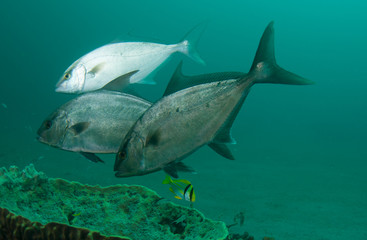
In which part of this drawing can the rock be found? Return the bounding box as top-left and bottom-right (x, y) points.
(0, 207), (129, 240)
(0, 164), (228, 240)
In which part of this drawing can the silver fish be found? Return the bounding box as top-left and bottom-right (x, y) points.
(37, 91), (151, 162)
(56, 25), (205, 94)
(114, 22), (314, 177)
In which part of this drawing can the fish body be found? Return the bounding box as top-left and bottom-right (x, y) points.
(37, 91), (151, 154)
(115, 73), (251, 176)
(114, 22), (313, 177)
(56, 25), (205, 94)
(162, 175), (196, 202)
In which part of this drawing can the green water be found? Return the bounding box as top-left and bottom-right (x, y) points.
(0, 0), (366, 239)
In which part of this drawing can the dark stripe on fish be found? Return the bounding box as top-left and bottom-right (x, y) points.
(183, 184), (194, 202)
(189, 187), (194, 202)
(183, 184), (191, 196)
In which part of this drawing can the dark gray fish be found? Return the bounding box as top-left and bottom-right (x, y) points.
(165, 62), (248, 161)
(114, 22), (313, 178)
(37, 91), (151, 162)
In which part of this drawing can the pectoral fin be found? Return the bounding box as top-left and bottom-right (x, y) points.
(80, 152), (104, 163)
(70, 122), (90, 136)
(87, 63), (106, 78)
(146, 128), (162, 147)
(102, 70), (139, 91)
(208, 142), (235, 160)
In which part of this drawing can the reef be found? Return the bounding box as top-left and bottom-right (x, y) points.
(0, 164), (228, 240)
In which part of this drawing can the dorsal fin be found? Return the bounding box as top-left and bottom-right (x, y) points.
(164, 61), (246, 96)
(163, 61), (186, 96)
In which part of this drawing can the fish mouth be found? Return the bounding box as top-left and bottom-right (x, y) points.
(55, 76), (65, 88)
(55, 86), (62, 92)
(36, 135), (52, 146)
(36, 135), (47, 144)
(55, 84), (66, 93)
(55, 77), (70, 93)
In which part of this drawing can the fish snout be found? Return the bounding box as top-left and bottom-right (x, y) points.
(36, 135), (45, 143)
(55, 82), (74, 93)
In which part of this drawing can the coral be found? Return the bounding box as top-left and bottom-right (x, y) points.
(0, 165), (228, 240)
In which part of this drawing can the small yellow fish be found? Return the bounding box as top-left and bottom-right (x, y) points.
(162, 175), (196, 202)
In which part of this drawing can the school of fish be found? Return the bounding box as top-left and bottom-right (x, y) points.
(37, 22), (313, 202)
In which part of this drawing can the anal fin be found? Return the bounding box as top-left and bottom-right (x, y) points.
(212, 126), (237, 145)
(208, 142), (235, 160)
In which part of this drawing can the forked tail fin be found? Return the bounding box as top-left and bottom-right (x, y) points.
(177, 22), (207, 65)
(250, 21), (314, 85)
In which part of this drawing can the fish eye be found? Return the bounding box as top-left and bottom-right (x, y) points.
(118, 151), (126, 160)
(44, 120), (52, 129)
(64, 73), (71, 80)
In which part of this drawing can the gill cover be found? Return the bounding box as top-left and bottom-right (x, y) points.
(114, 131), (146, 177)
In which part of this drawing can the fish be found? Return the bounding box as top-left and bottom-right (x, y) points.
(114, 21), (314, 178)
(163, 62), (249, 160)
(163, 61), (246, 97)
(162, 175), (196, 203)
(37, 90), (151, 163)
(1, 103), (7, 109)
(55, 24), (205, 94)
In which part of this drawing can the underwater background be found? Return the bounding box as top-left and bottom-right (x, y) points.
(0, 0), (366, 239)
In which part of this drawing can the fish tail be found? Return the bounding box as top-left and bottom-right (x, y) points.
(249, 21), (314, 85)
(177, 22), (207, 65)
